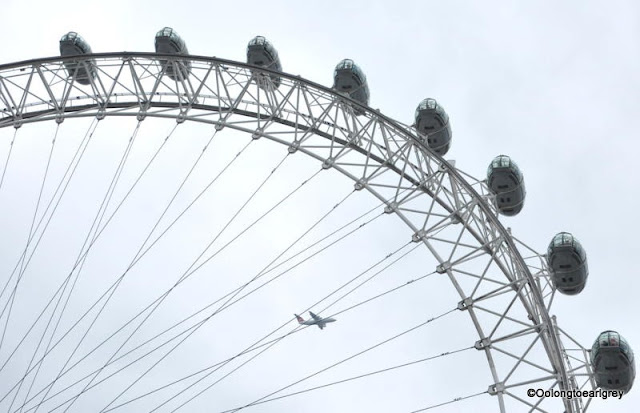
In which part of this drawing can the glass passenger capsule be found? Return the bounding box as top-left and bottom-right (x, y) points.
(154, 27), (191, 81)
(486, 155), (526, 216)
(414, 98), (452, 155)
(247, 36), (282, 90)
(591, 331), (635, 393)
(332, 59), (370, 116)
(59, 32), (96, 86)
(547, 232), (588, 295)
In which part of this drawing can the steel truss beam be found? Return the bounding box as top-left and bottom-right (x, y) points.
(0, 53), (594, 412)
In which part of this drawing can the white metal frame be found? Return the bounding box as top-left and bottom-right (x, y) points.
(0, 53), (596, 412)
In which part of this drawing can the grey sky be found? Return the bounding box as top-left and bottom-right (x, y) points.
(0, 0), (638, 412)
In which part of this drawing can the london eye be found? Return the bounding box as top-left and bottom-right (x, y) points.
(0, 3), (638, 412)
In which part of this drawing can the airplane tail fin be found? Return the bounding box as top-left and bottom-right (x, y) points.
(295, 314), (304, 323)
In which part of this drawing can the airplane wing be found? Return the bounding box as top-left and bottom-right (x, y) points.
(309, 311), (322, 321)
(318, 323), (325, 330)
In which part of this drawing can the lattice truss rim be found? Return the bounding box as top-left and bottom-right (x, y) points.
(0, 53), (596, 412)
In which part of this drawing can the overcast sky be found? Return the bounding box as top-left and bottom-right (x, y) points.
(0, 1), (639, 412)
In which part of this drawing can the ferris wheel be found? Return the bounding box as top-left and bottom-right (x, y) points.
(0, 28), (634, 412)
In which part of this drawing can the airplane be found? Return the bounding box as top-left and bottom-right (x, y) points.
(294, 311), (336, 330)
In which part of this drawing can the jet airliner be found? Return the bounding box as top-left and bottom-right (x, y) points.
(295, 311), (336, 330)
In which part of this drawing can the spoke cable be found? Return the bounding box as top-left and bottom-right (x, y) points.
(317, 242), (422, 314)
(0, 127), (18, 195)
(0, 119), (99, 378)
(409, 390), (488, 412)
(10, 134), (256, 410)
(218, 346), (474, 412)
(0, 121), (84, 321)
(2, 120), (62, 410)
(328, 270), (436, 320)
(154, 239), (420, 412)
(4, 124), (85, 412)
(97, 154), (325, 412)
(21, 223), (433, 413)
(0, 119), (97, 316)
(0, 119), (136, 408)
(21, 122), (185, 412)
(106, 266), (438, 412)
(23, 121), (144, 413)
(17, 124), (74, 411)
(0, 119), (173, 390)
(27, 209), (385, 413)
(153, 194), (451, 412)
(222, 308), (458, 413)
(0, 123), (60, 355)
(123, 189), (430, 411)
(19, 186), (367, 411)
(59, 150), (292, 412)
(32, 124), (222, 412)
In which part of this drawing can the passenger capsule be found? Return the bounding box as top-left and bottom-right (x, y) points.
(154, 27), (191, 81)
(59, 32), (96, 85)
(332, 59), (370, 115)
(591, 331), (635, 393)
(247, 36), (282, 90)
(486, 155), (526, 216)
(414, 98), (452, 155)
(547, 232), (588, 295)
